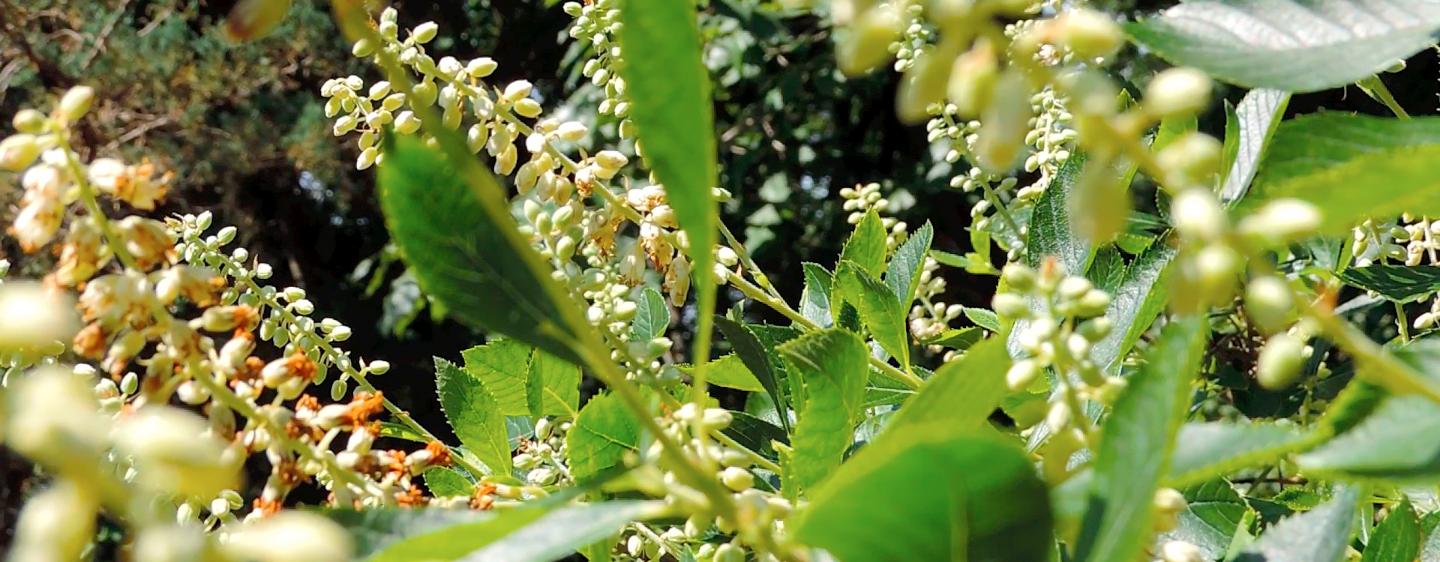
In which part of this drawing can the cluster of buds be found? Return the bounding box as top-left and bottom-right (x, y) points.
(839, 183), (907, 243)
(611, 403), (794, 562)
(563, 0), (639, 142)
(1152, 488), (1205, 562)
(512, 417), (576, 491)
(994, 259), (1118, 446)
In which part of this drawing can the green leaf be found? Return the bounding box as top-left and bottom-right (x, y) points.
(379, 134), (585, 366)
(1091, 239), (1179, 373)
(1088, 245), (1127, 294)
(1125, 0), (1440, 92)
(884, 222), (934, 310)
(835, 260), (910, 371)
(721, 411), (789, 457)
(794, 432), (1053, 562)
(778, 329), (869, 492)
(1027, 151), (1094, 272)
(1075, 316), (1208, 562)
(436, 357), (512, 476)
(965, 307), (1002, 332)
(1220, 89), (1291, 205)
(1242, 114), (1440, 232)
(377, 421), (429, 443)
(1166, 423), (1323, 488)
(340, 501), (654, 562)
(566, 393), (641, 484)
(629, 287), (670, 343)
(862, 338), (1011, 458)
(715, 316), (791, 434)
(533, 348), (581, 418)
(1155, 113), (1198, 153)
(618, 0), (717, 317)
(462, 340), (534, 418)
(1298, 394), (1440, 483)
(920, 327), (984, 351)
(1362, 499), (1421, 562)
(838, 209), (888, 277)
(424, 467), (476, 498)
(799, 263), (835, 328)
(1160, 480), (1249, 562)
(1340, 265), (1440, 304)
(689, 354), (764, 392)
(459, 501), (656, 562)
(863, 365), (917, 409)
(1234, 487), (1361, 562)
(323, 509), (496, 561)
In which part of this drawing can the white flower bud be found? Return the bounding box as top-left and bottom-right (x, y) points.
(717, 246), (740, 267)
(1161, 540), (1204, 562)
(992, 293), (1031, 318)
(12, 480), (98, 562)
(1153, 487), (1188, 515)
(1144, 68), (1212, 119)
(438, 56), (464, 79)
(720, 467), (755, 491)
(514, 98), (543, 118)
(223, 511), (354, 562)
(1237, 198), (1323, 247)
(1054, 9), (1125, 60)
(395, 110), (421, 134)
(114, 406), (240, 498)
(503, 80), (534, 103)
(1245, 276), (1294, 336)
(595, 150), (628, 170)
(412, 21), (439, 43)
(1171, 188), (1226, 242)
(1257, 333), (1307, 390)
(0, 281), (77, 352)
(1006, 359), (1042, 391)
(556, 121), (588, 141)
(0, 134), (41, 171)
(468, 57), (499, 77)
(58, 85), (96, 122)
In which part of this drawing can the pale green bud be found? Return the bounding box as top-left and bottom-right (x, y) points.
(1053, 9), (1125, 61)
(1001, 263), (1036, 292)
(0, 134), (40, 171)
(896, 37), (963, 125)
(1257, 333), (1306, 390)
(720, 466), (755, 491)
(836, 4), (902, 77)
(12, 109), (47, 134)
(946, 39), (999, 118)
(1237, 198), (1322, 247)
(1143, 68), (1212, 119)
(992, 293), (1031, 318)
(1006, 359), (1042, 391)
(352, 38), (376, 57)
(223, 511), (354, 562)
(974, 69), (1034, 173)
(1245, 276), (1294, 336)
(1171, 188), (1226, 242)
(1156, 132), (1223, 188)
(412, 22), (439, 44)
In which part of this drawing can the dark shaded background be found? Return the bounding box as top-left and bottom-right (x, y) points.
(1, 0), (1438, 555)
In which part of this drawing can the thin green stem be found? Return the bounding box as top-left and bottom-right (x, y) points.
(55, 132), (139, 271)
(710, 429), (783, 474)
(1358, 76), (1409, 119)
(1396, 301), (1411, 343)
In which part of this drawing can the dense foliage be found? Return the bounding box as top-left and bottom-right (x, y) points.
(5, 0), (1440, 561)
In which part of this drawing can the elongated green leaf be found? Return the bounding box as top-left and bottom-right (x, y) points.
(835, 260), (910, 370)
(1159, 480), (1249, 562)
(1243, 114), (1440, 232)
(721, 411), (789, 457)
(965, 307), (1001, 332)
(779, 329), (869, 492)
(1298, 394), (1440, 483)
(1028, 151), (1094, 272)
(838, 209), (888, 277)
(1234, 487), (1361, 562)
(436, 358), (512, 476)
(794, 432), (1053, 562)
(459, 501), (656, 562)
(1220, 89), (1291, 205)
(425, 467), (477, 498)
(533, 348), (580, 418)
(864, 338), (1011, 458)
(1126, 0), (1440, 92)
(1363, 499), (1421, 562)
(1075, 316), (1208, 562)
(1167, 423), (1322, 488)
(379, 134), (584, 366)
(323, 509), (497, 561)
(688, 354), (764, 392)
(1340, 265), (1440, 304)
(921, 327), (983, 351)
(1092, 239), (1179, 373)
(799, 263), (835, 328)
(618, 0), (716, 315)
(629, 287), (670, 343)
(462, 340), (533, 418)
(1088, 246), (1127, 294)
(884, 222), (934, 310)
(863, 364), (916, 408)
(377, 421), (429, 443)
(715, 316), (790, 434)
(566, 393), (641, 484)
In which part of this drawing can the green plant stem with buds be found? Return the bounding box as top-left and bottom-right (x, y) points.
(342, 17), (741, 522)
(56, 132), (140, 271)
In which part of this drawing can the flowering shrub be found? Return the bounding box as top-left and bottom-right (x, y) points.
(5, 0), (1440, 561)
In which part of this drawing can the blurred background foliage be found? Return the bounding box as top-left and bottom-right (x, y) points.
(2, 0), (1440, 550)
